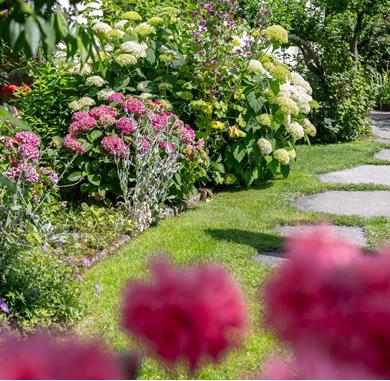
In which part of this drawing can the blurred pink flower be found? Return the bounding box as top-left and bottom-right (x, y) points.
(0, 333), (126, 379)
(121, 98), (146, 114)
(101, 135), (129, 158)
(63, 134), (84, 153)
(108, 92), (125, 103)
(116, 117), (137, 135)
(122, 258), (247, 372)
(15, 131), (40, 147)
(264, 225), (390, 378)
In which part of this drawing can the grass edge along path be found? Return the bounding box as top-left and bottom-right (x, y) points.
(77, 140), (390, 379)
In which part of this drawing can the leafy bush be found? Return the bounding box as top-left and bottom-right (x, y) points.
(13, 64), (86, 144)
(370, 70), (390, 111)
(310, 68), (375, 142)
(46, 1), (317, 189)
(0, 116), (82, 328)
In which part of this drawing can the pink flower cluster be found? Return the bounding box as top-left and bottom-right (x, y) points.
(1, 130), (58, 186)
(122, 258), (247, 371)
(150, 112), (170, 132)
(0, 332), (137, 379)
(101, 135), (129, 158)
(116, 117), (137, 135)
(108, 92), (125, 103)
(264, 225), (390, 379)
(69, 112), (96, 133)
(5, 163), (39, 184)
(15, 131), (40, 147)
(63, 134), (84, 153)
(121, 97), (146, 114)
(40, 167), (59, 184)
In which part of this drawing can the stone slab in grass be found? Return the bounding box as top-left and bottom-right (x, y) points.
(295, 191), (390, 218)
(255, 252), (287, 267)
(277, 225), (367, 247)
(320, 165), (390, 186)
(375, 149), (390, 162)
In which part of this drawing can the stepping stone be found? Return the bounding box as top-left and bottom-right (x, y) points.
(277, 225), (367, 247)
(375, 149), (390, 162)
(320, 165), (390, 186)
(255, 252), (287, 267)
(295, 191), (390, 218)
(371, 112), (390, 143)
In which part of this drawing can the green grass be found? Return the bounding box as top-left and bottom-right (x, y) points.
(77, 140), (390, 379)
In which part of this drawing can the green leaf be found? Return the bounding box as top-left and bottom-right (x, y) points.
(87, 174), (101, 186)
(0, 106), (29, 130)
(247, 91), (263, 113)
(281, 164), (291, 178)
(146, 48), (156, 64)
(67, 171), (82, 182)
(0, 174), (16, 192)
(136, 68), (147, 79)
(232, 144), (246, 163)
(270, 80), (280, 95)
(25, 16), (41, 56)
(9, 20), (23, 48)
(89, 129), (103, 142)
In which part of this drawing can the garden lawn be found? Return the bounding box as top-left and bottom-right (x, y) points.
(78, 140), (390, 379)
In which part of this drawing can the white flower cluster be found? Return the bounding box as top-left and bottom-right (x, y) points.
(92, 22), (112, 34)
(291, 72), (312, 95)
(248, 59), (265, 74)
(68, 97), (95, 111)
(279, 76), (313, 115)
(121, 41), (148, 58)
(115, 20), (129, 31)
(257, 138), (273, 155)
(86, 76), (105, 87)
(69, 63), (92, 76)
(287, 122), (305, 141)
(97, 88), (115, 100)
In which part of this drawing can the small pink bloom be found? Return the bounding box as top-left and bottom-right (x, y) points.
(138, 137), (151, 154)
(15, 131), (40, 147)
(40, 167), (59, 184)
(108, 92), (125, 103)
(101, 135), (129, 158)
(179, 125), (196, 144)
(18, 144), (40, 162)
(99, 114), (116, 127)
(63, 134), (84, 153)
(116, 117), (137, 135)
(90, 105), (117, 120)
(196, 138), (205, 150)
(121, 98), (146, 114)
(159, 141), (175, 154)
(150, 112), (169, 132)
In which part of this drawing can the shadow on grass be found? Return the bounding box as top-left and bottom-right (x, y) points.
(214, 180), (275, 194)
(205, 228), (283, 252)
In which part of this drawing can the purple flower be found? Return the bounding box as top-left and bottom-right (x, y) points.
(81, 257), (91, 267)
(42, 244), (50, 253)
(76, 274), (84, 282)
(0, 298), (9, 314)
(95, 284), (103, 292)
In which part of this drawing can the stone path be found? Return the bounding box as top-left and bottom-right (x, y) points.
(277, 225), (368, 247)
(257, 112), (390, 267)
(320, 165), (390, 186)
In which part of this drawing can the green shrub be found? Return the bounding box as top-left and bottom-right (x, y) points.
(0, 246), (81, 330)
(310, 68), (376, 142)
(13, 64), (86, 144)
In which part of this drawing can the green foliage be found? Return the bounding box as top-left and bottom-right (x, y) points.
(0, 0), (94, 61)
(0, 246), (81, 330)
(13, 63), (86, 144)
(370, 71), (390, 110)
(249, 0), (389, 141)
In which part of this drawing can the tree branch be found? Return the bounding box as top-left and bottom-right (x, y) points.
(350, 12), (365, 68)
(289, 34), (324, 77)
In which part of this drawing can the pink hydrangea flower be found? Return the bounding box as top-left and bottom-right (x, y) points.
(0, 333), (127, 379)
(5, 164), (39, 184)
(101, 135), (129, 158)
(90, 105), (117, 120)
(196, 138), (205, 151)
(179, 125), (196, 144)
(68, 115), (96, 133)
(138, 137), (151, 154)
(121, 97), (146, 114)
(108, 92), (125, 103)
(122, 258), (247, 372)
(63, 134), (84, 153)
(116, 117), (137, 135)
(18, 144), (40, 162)
(264, 225), (390, 378)
(150, 112), (169, 132)
(159, 141), (175, 154)
(15, 131), (40, 147)
(40, 167), (59, 184)
(0, 136), (16, 150)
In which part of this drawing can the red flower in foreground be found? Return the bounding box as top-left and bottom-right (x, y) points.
(264, 225), (390, 378)
(0, 333), (128, 379)
(122, 258), (247, 372)
(1, 84), (18, 93)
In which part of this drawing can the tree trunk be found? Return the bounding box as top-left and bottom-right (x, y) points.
(350, 12), (364, 68)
